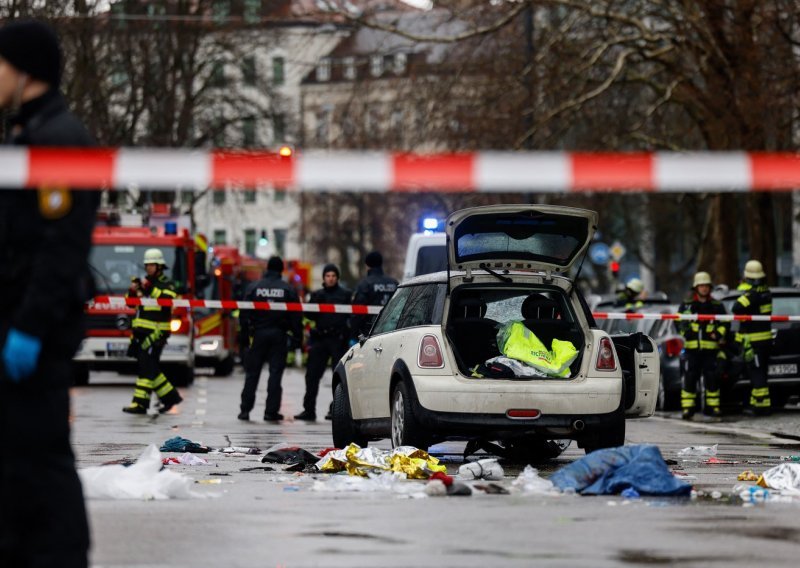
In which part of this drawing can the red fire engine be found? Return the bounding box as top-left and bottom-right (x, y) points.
(72, 223), (207, 386)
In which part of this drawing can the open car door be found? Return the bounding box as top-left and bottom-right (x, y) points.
(610, 333), (659, 417)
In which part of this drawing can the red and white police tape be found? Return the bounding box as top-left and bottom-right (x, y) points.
(91, 296), (799, 321)
(6, 148), (800, 192)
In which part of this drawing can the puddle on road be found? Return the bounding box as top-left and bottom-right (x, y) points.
(617, 549), (733, 565)
(300, 531), (405, 545)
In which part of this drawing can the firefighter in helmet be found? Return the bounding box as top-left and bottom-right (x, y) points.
(677, 271), (727, 420)
(732, 260), (773, 415)
(123, 248), (183, 414)
(615, 277), (645, 310)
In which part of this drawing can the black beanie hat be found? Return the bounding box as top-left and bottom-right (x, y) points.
(365, 251), (383, 268)
(322, 263), (340, 278)
(0, 20), (62, 87)
(267, 256), (284, 273)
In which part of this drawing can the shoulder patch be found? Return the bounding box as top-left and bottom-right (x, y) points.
(37, 187), (72, 219)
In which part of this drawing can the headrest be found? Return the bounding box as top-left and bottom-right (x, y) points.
(521, 293), (560, 320)
(456, 294), (486, 318)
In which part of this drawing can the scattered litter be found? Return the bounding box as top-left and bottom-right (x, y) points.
(705, 457), (738, 465)
(285, 462), (318, 473)
(710, 491), (722, 499)
(196, 479), (222, 485)
(737, 470), (760, 482)
(425, 480), (448, 497)
(318, 448), (338, 457)
(239, 466), (275, 472)
(80, 445), (202, 500)
(261, 444), (319, 466)
(312, 471), (427, 497)
(757, 463), (800, 495)
(621, 487), (640, 499)
(735, 484), (771, 503)
(446, 482), (473, 496)
(473, 483), (510, 495)
(316, 444), (446, 478)
(160, 436), (211, 453)
(457, 458), (504, 481)
(780, 455), (800, 462)
(511, 465), (556, 495)
(429, 471), (454, 487)
(550, 445), (693, 496)
(677, 444), (718, 458)
(162, 453), (210, 466)
(215, 446), (261, 455)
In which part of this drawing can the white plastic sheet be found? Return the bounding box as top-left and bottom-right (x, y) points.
(677, 444), (718, 458)
(759, 463), (800, 495)
(512, 465), (556, 495)
(311, 471), (427, 497)
(457, 458), (504, 481)
(79, 444), (203, 500)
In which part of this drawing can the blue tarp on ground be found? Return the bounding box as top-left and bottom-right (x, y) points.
(550, 445), (692, 496)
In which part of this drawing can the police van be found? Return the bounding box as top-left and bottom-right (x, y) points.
(402, 232), (446, 282)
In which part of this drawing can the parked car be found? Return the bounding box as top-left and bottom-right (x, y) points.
(594, 301), (683, 411)
(331, 205), (659, 461)
(720, 287), (800, 408)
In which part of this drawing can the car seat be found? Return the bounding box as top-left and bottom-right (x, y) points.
(520, 293), (576, 347)
(448, 292), (499, 370)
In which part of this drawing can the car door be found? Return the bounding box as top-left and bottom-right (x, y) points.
(628, 334), (659, 417)
(345, 286), (412, 419)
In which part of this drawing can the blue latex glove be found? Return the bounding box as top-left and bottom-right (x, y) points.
(2, 328), (42, 382)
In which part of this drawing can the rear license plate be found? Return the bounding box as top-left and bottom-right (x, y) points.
(106, 342), (129, 358)
(768, 363), (797, 376)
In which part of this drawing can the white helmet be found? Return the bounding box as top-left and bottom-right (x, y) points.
(692, 271), (712, 288)
(625, 277), (644, 294)
(143, 248), (167, 267)
(743, 259), (765, 280)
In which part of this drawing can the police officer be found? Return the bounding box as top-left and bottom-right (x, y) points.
(732, 259), (773, 415)
(350, 251), (399, 337)
(123, 248), (183, 414)
(295, 264), (351, 421)
(677, 272), (727, 421)
(238, 256), (302, 421)
(614, 277), (644, 310)
(0, 20), (95, 567)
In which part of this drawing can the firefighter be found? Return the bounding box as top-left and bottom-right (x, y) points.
(238, 256), (302, 421)
(349, 251), (399, 338)
(615, 277), (645, 310)
(677, 272), (727, 421)
(732, 260), (773, 415)
(0, 20), (95, 567)
(123, 248), (183, 414)
(295, 264), (351, 421)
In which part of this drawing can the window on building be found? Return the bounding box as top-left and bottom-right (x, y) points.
(273, 228), (287, 257)
(213, 0), (230, 25)
(394, 52), (407, 75)
(211, 61), (226, 88)
(370, 55), (384, 77)
(242, 116), (256, 147)
(242, 56), (256, 86)
(316, 58), (331, 82)
(244, 228), (256, 256)
(272, 113), (285, 143)
(272, 56), (285, 85)
(244, 190), (256, 203)
(213, 189), (226, 205)
(213, 229), (227, 245)
(243, 0), (261, 23)
(343, 56), (356, 80)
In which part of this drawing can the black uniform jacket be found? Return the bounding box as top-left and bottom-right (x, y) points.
(0, 89), (99, 375)
(308, 283), (351, 335)
(350, 267), (398, 334)
(241, 270), (302, 337)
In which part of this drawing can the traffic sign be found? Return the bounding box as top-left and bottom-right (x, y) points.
(588, 242), (610, 265)
(610, 241), (626, 261)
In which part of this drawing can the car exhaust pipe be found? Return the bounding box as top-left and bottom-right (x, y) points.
(572, 419), (585, 431)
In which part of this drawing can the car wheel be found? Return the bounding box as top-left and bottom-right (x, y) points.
(583, 413), (625, 454)
(213, 356), (235, 377)
(391, 382), (428, 451)
(71, 362), (90, 386)
(332, 383), (367, 448)
(657, 375), (679, 411)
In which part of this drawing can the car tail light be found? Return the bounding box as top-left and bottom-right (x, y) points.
(596, 337), (617, 371)
(663, 337), (684, 358)
(418, 334), (444, 368)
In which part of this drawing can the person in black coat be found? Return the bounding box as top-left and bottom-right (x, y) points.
(350, 251), (398, 337)
(238, 256), (302, 421)
(0, 20), (96, 568)
(295, 263), (351, 421)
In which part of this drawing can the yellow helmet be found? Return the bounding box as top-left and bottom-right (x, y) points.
(625, 277), (644, 294)
(743, 259), (765, 280)
(692, 271), (712, 287)
(143, 248), (167, 267)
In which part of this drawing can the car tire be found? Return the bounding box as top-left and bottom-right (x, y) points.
(71, 362), (90, 386)
(583, 413), (625, 454)
(213, 356), (234, 377)
(332, 383), (367, 448)
(657, 376), (679, 411)
(391, 382), (428, 451)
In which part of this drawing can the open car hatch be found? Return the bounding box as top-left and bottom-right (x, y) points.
(446, 205), (598, 274)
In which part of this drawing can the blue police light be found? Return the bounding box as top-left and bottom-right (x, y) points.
(422, 217), (439, 231)
(164, 221), (177, 235)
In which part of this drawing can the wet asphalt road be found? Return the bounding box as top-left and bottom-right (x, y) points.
(71, 366), (800, 568)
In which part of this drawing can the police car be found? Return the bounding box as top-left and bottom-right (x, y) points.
(331, 204), (659, 460)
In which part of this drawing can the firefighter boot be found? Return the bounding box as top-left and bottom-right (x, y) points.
(122, 404), (147, 414)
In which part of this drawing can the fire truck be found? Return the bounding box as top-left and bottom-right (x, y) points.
(72, 222), (208, 386)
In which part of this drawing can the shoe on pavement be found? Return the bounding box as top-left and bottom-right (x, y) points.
(681, 410), (695, 421)
(122, 404), (147, 414)
(238, 411), (250, 421)
(294, 410), (316, 421)
(263, 413), (284, 421)
(159, 394), (184, 414)
(743, 406), (771, 417)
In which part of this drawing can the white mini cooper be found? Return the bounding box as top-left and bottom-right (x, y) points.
(332, 205), (659, 459)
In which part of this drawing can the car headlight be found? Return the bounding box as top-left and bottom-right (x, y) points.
(170, 319), (182, 333)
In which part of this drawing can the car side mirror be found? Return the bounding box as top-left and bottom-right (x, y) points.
(358, 334), (367, 346)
